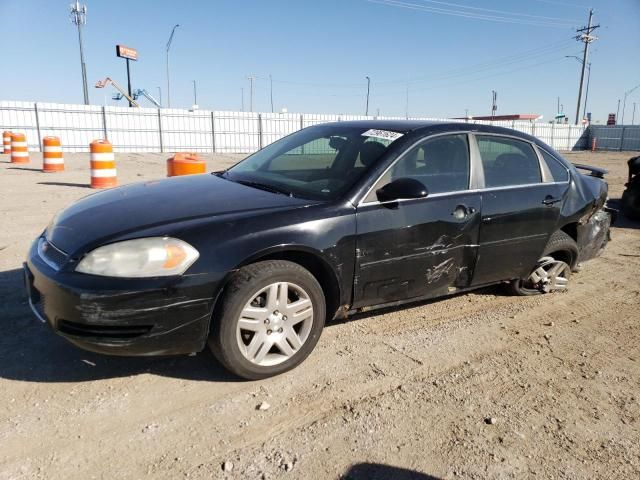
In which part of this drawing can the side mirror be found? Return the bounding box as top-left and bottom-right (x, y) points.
(376, 177), (428, 202)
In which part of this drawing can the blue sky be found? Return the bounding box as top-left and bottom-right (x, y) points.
(1, 0), (639, 123)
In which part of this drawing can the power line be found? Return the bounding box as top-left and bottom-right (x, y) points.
(531, 0), (588, 10)
(267, 38), (573, 94)
(376, 38), (574, 86)
(276, 55), (569, 100)
(415, 0), (582, 23)
(367, 0), (578, 28)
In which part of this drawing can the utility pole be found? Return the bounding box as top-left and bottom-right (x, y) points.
(365, 76), (371, 116)
(166, 24), (180, 108)
(557, 96), (560, 115)
(574, 9), (599, 125)
(269, 74), (274, 113)
(247, 75), (256, 112)
(70, 1), (89, 105)
(405, 79), (409, 119)
(617, 99), (621, 121)
(632, 102), (637, 125)
(192, 80), (197, 107)
(491, 90), (497, 119)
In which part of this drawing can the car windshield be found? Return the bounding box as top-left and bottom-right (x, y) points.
(222, 125), (403, 200)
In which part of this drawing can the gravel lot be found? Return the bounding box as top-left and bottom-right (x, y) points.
(1, 150), (638, 480)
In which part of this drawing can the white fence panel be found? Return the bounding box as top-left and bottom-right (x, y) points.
(0, 100), (588, 154)
(213, 111), (260, 153)
(106, 106), (161, 153)
(261, 113), (301, 148)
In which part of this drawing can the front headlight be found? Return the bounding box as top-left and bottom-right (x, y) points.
(76, 237), (199, 278)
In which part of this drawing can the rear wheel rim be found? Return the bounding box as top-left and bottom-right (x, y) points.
(521, 256), (571, 293)
(236, 282), (314, 367)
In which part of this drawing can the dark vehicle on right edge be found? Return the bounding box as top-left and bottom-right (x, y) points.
(622, 155), (640, 219)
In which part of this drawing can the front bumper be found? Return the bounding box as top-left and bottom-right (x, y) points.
(25, 238), (217, 356)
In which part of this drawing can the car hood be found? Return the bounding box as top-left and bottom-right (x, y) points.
(47, 174), (315, 254)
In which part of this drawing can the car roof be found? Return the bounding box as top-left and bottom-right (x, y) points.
(320, 119), (543, 147)
(322, 119), (532, 136)
(320, 119), (443, 133)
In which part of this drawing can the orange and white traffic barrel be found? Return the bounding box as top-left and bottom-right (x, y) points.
(10, 133), (29, 163)
(2, 131), (11, 154)
(42, 136), (64, 172)
(167, 152), (206, 177)
(90, 139), (117, 188)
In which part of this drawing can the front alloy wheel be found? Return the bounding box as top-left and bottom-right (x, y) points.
(209, 260), (326, 380)
(237, 282), (314, 367)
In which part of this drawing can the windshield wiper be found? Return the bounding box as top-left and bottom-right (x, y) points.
(234, 179), (294, 197)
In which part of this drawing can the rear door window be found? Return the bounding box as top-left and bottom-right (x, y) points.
(540, 149), (570, 182)
(476, 136), (541, 188)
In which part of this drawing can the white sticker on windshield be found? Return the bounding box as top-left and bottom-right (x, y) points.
(362, 129), (404, 142)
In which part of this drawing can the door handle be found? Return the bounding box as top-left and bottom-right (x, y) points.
(542, 195), (561, 206)
(451, 204), (476, 219)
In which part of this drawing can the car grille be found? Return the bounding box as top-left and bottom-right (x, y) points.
(38, 238), (68, 270)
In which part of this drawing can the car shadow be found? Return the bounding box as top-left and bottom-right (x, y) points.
(608, 198), (640, 230)
(38, 181), (92, 189)
(0, 267), (241, 384)
(0, 264), (512, 384)
(343, 463), (441, 480)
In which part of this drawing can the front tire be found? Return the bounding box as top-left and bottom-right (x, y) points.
(509, 230), (577, 296)
(209, 260), (326, 380)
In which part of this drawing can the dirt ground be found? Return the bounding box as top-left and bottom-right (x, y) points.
(0, 150), (638, 480)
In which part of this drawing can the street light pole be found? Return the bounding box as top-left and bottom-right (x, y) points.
(632, 102), (637, 125)
(70, 1), (89, 105)
(269, 74), (274, 113)
(166, 24), (180, 108)
(192, 80), (197, 107)
(365, 76), (370, 116)
(247, 76), (256, 112)
(621, 83), (640, 125)
(157, 87), (162, 107)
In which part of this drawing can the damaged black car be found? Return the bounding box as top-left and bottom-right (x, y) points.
(25, 121), (614, 379)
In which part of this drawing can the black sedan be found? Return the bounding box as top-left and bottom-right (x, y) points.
(25, 121), (613, 379)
